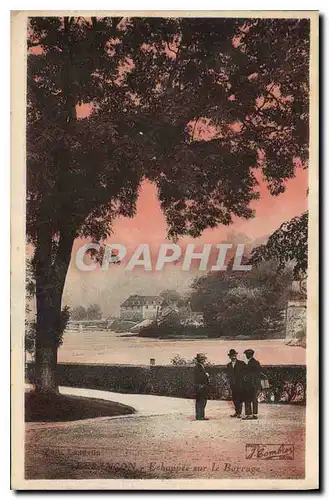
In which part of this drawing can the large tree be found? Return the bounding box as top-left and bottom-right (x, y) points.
(27, 16), (310, 392)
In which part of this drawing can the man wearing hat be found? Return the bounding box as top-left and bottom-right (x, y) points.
(226, 349), (246, 418)
(194, 353), (210, 420)
(243, 349), (262, 420)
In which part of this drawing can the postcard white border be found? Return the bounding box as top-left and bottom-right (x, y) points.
(11, 10), (319, 490)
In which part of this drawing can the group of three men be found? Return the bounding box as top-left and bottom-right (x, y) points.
(194, 348), (262, 421)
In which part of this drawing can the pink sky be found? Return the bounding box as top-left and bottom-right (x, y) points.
(76, 103), (308, 250)
(63, 171), (308, 313)
(105, 171), (308, 249)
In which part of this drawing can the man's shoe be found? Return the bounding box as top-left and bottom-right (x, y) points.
(230, 413), (238, 417)
(200, 417), (209, 420)
(236, 414), (242, 418)
(242, 415), (253, 420)
(252, 415), (258, 420)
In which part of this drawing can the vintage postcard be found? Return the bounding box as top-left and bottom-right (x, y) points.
(11, 10), (319, 490)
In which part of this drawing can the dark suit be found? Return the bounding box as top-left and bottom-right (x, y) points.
(194, 362), (210, 419)
(226, 359), (246, 415)
(244, 357), (262, 416)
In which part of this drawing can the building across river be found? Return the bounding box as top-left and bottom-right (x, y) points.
(120, 295), (163, 322)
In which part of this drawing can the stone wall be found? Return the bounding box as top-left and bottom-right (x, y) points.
(285, 301), (307, 339)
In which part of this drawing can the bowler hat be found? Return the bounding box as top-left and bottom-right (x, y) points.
(244, 349), (254, 355)
(196, 353), (206, 360)
(228, 349), (238, 356)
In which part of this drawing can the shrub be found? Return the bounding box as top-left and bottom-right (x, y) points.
(139, 323), (207, 338)
(26, 363), (306, 404)
(170, 354), (213, 366)
(171, 354), (191, 366)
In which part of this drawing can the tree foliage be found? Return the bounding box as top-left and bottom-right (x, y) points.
(189, 260), (292, 338)
(250, 211), (308, 278)
(28, 16), (310, 246)
(70, 305), (87, 321)
(69, 304), (102, 320)
(25, 305), (70, 357)
(25, 322), (36, 358)
(86, 303), (102, 320)
(159, 289), (184, 306)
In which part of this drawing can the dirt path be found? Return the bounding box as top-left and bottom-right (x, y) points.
(25, 386), (305, 480)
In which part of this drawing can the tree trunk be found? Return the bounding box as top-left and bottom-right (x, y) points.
(33, 230), (74, 394)
(34, 336), (58, 394)
(34, 292), (61, 394)
(32, 19), (78, 394)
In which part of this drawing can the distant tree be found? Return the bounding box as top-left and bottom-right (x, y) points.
(159, 289), (184, 306)
(27, 17), (310, 392)
(70, 305), (87, 321)
(190, 261), (292, 338)
(86, 304), (102, 320)
(215, 285), (283, 338)
(250, 211), (308, 279)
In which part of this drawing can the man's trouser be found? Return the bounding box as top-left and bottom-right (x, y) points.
(195, 390), (207, 419)
(245, 388), (259, 415)
(231, 387), (243, 415)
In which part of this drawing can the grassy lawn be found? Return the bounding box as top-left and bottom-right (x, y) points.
(25, 391), (135, 422)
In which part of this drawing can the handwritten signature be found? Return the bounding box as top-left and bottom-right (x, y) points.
(246, 444), (294, 460)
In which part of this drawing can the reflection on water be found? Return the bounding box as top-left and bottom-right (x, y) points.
(58, 330), (306, 366)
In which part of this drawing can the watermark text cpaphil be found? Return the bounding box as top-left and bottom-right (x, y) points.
(75, 243), (252, 272)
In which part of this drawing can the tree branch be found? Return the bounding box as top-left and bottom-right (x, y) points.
(28, 40), (41, 48)
(192, 118), (199, 141)
(166, 41), (178, 57)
